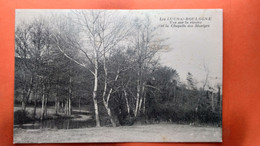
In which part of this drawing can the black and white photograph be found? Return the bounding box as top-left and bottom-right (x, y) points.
(14, 9), (223, 143)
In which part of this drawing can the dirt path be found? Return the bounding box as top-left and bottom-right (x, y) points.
(14, 124), (222, 143)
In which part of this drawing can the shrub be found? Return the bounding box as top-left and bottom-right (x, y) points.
(14, 110), (32, 124)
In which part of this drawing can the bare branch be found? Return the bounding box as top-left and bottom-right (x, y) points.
(52, 34), (95, 76)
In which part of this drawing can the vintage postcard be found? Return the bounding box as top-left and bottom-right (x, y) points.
(14, 9), (222, 143)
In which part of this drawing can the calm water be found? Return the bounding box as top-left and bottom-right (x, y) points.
(14, 118), (96, 129)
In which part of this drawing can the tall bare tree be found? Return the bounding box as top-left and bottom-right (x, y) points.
(129, 17), (165, 117)
(52, 10), (130, 127)
(15, 24), (34, 111)
(15, 19), (52, 118)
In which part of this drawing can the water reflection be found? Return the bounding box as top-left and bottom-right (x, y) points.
(14, 118), (96, 129)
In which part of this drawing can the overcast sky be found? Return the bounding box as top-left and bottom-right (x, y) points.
(16, 9), (222, 87)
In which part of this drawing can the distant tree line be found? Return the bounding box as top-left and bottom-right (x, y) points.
(14, 10), (222, 127)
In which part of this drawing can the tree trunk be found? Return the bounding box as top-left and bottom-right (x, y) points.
(93, 58), (100, 127)
(41, 92), (45, 121)
(22, 100), (26, 111)
(61, 101), (64, 113)
(57, 101), (60, 113)
(217, 86), (221, 112)
(22, 88), (32, 111)
(134, 80), (141, 117)
(194, 91), (201, 124)
(68, 96), (72, 115)
(68, 64), (72, 116)
(21, 72), (27, 111)
(33, 93), (37, 120)
(124, 89), (130, 115)
(211, 92), (215, 112)
(21, 87), (28, 111)
(143, 96), (146, 114)
(174, 85), (176, 103)
(138, 96), (143, 114)
(78, 97), (81, 112)
(138, 83), (146, 114)
(102, 87), (117, 127)
(102, 56), (117, 127)
(181, 87), (184, 104)
(22, 76), (33, 111)
(55, 97), (58, 114)
(65, 100), (68, 115)
(44, 96), (48, 118)
(103, 99), (117, 127)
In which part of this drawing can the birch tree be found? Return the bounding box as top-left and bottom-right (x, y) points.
(30, 20), (53, 120)
(15, 24), (35, 111)
(15, 19), (52, 117)
(129, 17), (165, 117)
(52, 10), (129, 127)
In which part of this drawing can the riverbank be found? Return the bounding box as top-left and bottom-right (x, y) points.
(14, 105), (96, 129)
(14, 106), (92, 122)
(14, 124), (222, 143)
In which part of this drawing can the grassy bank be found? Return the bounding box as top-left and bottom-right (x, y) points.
(14, 124), (222, 143)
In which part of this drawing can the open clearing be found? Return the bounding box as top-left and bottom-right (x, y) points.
(14, 124), (222, 143)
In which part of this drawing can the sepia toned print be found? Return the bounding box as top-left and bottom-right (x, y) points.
(14, 9), (222, 143)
